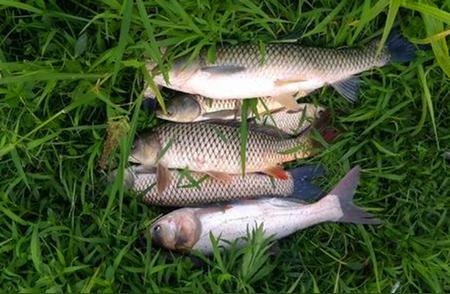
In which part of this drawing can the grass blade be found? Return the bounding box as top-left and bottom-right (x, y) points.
(239, 100), (250, 176)
(111, 0), (133, 84)
(0, 0), (43, 14)
(352, 0), (390, 44)
(421, 6), (450, 78)
(0, 72), (103, 84)
(402, 1), (450, 25)
(0, 205), (29, 225)
(376, 0), (401, 55)
(31, 225), (43, 273)
(417, 64), (440, 149)
(302, 0), (347, 38)
(10, 148), (30, 189)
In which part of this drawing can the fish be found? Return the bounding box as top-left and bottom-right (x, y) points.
(155, 93), (313, 123)
(155, 94), (325, 136)
(129, 119), (333, 193)
(254, 106), (325, 136)
(146, 28), (415, 108)
(121, 165), (325, 206)
(148, 166), (382, 254)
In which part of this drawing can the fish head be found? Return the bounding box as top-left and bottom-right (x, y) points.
(148, 55), (201, 90)
(157, 94), (202, 122)
(149, 209), (201, 252)
(128, 134), (161, 167)
(159, 57), (201, 89)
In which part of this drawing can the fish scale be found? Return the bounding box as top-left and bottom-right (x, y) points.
(129, 169), (294, 206)
(150, 122), (313, 174)
(256, 108), (319, 135)
(196, 96), (284, 114)
(212, 43), (387, 81)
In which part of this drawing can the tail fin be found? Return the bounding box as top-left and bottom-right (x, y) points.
(386, 27), (416, 63)
(329, 166), (382, 225)
(290, 165), (325, 201)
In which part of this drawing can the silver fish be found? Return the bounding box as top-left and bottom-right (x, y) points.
(148, 166), (381, 254)
(147, 29), (415, 108)
(122, 165), (324, 206)
(156, 94), (287, 122)
(155, 94), (325, 135)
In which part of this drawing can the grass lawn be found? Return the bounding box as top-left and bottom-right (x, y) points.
(1, 0), (449, 292)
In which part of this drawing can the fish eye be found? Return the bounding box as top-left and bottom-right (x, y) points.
(165, 106), (174, 116)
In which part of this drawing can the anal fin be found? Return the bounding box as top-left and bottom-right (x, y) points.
(331, 76), (360, 103)
(263, 166), (289, 180)
(274, 76), (307, 86)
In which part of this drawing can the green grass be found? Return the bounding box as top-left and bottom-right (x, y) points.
(1, 0), (449, 292)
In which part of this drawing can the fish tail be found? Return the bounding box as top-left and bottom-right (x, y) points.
(385, 27), (416, 63)
(328, 166), (382, 225)
(290, 165), (325, 201)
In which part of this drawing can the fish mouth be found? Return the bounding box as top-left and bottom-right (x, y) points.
(155, 109), (170, 119)
(156, 108), (179, 121)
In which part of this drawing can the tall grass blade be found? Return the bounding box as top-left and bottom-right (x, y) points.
(239, 100), (250, 176)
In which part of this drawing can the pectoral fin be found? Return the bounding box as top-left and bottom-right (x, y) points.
(263, 166), (289, 180)
(201, 65), (246, 75)
(272, 94), (301, 110)
(206, 171), (233, 182)
(274, 76), (307, 86)
(201, 109), (240, 120)
(194, 205), (232, 217)
(156, 164), (172, 194)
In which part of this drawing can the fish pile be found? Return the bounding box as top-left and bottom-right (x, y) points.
(119, 28), (415, 254)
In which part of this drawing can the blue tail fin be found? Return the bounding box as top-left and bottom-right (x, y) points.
(386, 27), (416, 63)
(290, 165), (325, 201)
